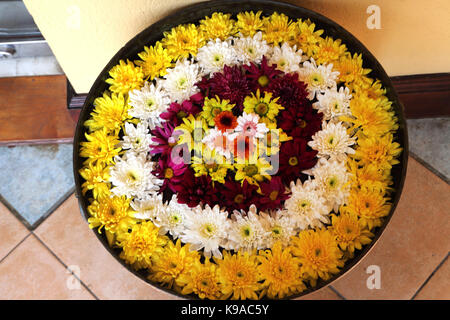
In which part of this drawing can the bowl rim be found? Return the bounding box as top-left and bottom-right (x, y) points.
(73, 0), (409, 300)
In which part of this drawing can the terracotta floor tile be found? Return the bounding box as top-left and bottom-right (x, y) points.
(295, 286), (342, 300)
(414, 257), (450, 300)
(0, 234), (94, 299)
(332, 157), (450, 299)
(0, 201), (29, 260)
(35, 194), (180, 300)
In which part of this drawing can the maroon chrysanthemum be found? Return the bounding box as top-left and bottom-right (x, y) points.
(197, 65), (251, 111)
(149, 122), (177, 158)
(153, 156), (188, 193)
(160, 96), (202, 126)
(278, 106), (323, 139)
(218, 179), (260, 212)
(267, 73), (309, 109)
(279, 139), (318, 183)
(257, 176), (291, 210)
(244, 56), (282, 92)
(173, 169), (219, 208)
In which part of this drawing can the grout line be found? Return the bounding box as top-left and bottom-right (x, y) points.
(0, 233), (32, 265)
(0, 193), (32, 230)
(329, 285), (347, 300)
(410, 253), (449, 300)
(32, 233), (100, 300)
(409, 152), (450, 185)
(30, 186), (75, 231)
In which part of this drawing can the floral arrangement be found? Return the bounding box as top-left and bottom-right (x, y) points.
(78, 11), (402, 300)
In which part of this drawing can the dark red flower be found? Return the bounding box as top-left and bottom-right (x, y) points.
(173, 170), (219, 208)
(258, 176), (291, 210)
(218, 179), (260, 212)
(279, 139), (318, 182)
(149, 122), (178, 158)
(267, 73), (309, 109)
(153, 156), (188, 193)
(244, 56), (282, 92)
(197, 65), (251, 111)
(160, 98), (202, 126)
(278, 106), (323, 139)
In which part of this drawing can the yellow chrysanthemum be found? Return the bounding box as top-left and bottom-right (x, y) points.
(313, 36), (347, 65)
(79, 161), (111, 199)
(174, 114), (208, 152)
(262, 123), (292, 156)
(149, 240), (200, 289)
(79, 128), (121, 165)
(341, 92), (398, 137)
(352, 134), (402, 171)
(201, 96), (234, 126)
(341, 186), (391, 230)
(214, 250), (262, 300)
(87, 195), (135, 234)
(291, 229), (343, 283)
(161, 24), (204, 59)
(328, 213), (373, 254)
(347, 159), (392, 194)
(257, 242), (305, 299)
(334, 52), (371, 85)
(295, 19), (324, 57)
(262, 12), (296, 45)
(105, 59), (144, 95)
(199, 12), (236, 41)
(351, 78), (387, 102)
(243, 90), (284, 124)
(135, 41), (173, 80)
(177, 258), (222, 300)
(234, 156), (272, 186)
(236, 11), (264, 37)
(117, 221), (167, 270)
(192, 147), (232, 184)
(84, 93), (130, 133)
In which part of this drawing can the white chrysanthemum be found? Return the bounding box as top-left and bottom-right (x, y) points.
(304, 158), (351, 212)
(202, 128), (234, 159)
(232, 112), (269, 139)
(162, 58), (200, 103)
(152, 195), (190, 239)
(128, 81), (170, 128)
(298, 58), (339, 99)
(313, 86), (352, 121)
(308, 121), (356, 161)
(233, 32), (269, 65)
(131, 194), (165, 220)
(284, 179), (330, 230)
(268, 42), (302, 73)
(196, 39), (238, 75)
(181, 204), (229, 258)
(258, 210), (297, 248)
(109, 153), (162, 199)
(225, 205), (270, 252)
(119, 121), (153, 154)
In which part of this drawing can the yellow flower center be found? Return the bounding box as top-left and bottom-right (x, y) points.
(257, 75), (269, 87)
(288, 156), (298, 166)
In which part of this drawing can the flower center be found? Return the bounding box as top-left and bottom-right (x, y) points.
(164, 168), (174, 179)
(234, 194), (244, 204)
(176, 110), (187, 119)
(269, 190), (279, 201)
(244, 164), (258, 177)
(255, 102), (268, 116)
(257, 75), (269, 87)
(288, 156), (298, 166)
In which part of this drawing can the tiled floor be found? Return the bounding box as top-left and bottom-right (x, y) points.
(0, 119), (448, 300)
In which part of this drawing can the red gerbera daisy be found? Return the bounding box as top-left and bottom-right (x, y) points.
(214, 110), (238, 133)
(257, 176), (291, 210)
(219, 179), (260, 212)
(278, 106), (323, 139)
(173, 169), (218, 208)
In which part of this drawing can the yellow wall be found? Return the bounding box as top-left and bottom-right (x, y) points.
(24, 0), (450, 93)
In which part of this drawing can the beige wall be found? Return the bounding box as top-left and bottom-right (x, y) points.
(24, 0), (450, 93)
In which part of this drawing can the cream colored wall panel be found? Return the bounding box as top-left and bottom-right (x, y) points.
(24, 0), (450, 93)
